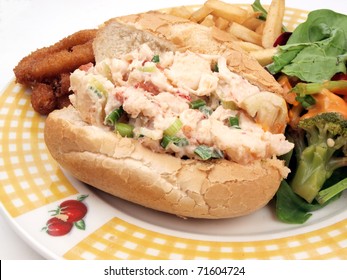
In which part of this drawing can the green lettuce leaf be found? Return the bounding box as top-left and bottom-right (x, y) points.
(267, 9), (347, 83)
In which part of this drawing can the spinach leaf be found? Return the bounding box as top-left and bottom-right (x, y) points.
(267, 9), (347, 83)
(251, 0), (268, 20)
(275, 179), (341, 224)
(275, 180), (323, 224)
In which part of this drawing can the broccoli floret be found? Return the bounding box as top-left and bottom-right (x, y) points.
(290, 112), (347, 203)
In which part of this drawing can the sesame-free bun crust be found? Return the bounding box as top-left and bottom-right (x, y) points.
(44, 106), (287, 219)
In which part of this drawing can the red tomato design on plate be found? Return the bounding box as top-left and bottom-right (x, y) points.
(59, 199), (87, 222)
(43, 194), (88, 237)
(44, 217), (73, 236)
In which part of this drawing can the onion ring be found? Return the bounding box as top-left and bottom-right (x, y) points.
(13, 29), (97, 114)
(14, 29), (97, 84)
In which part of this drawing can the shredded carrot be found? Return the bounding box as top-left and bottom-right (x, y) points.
(331, 87), (347, 96)
(288, 103), (303, 128)
(301, 89), (347, 120)
(278, 75), (298, 105)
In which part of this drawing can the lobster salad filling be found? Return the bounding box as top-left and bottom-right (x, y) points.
(69, 44), (294, 165)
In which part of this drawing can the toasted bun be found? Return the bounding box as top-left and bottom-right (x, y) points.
(44, 106), (287, 219)
(94, 12), (284, 95)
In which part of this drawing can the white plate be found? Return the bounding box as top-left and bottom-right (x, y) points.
(1, 1), (347, 260)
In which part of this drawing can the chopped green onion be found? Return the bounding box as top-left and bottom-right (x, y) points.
(115, 123), (134, 138)
(151, 55), (160, 63)
(199, 105), (213, 117)
(160, 136), (172, 149)
(139, 65), (156, 72)
(194, 146), (212, 160)
(190, 99), (206, 109)
(229, 116), (240, 129)
(164, 118), (183, 136)
(101, 63), (113, 81)
(194, 145), (224, 160)
(211, 148), (224, 159)
(104, 107), (124, 127)
(88, 78), (108, 98)
(160, 135), (189, 149)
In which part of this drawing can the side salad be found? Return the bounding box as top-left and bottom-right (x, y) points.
(254, 1), (347, 223)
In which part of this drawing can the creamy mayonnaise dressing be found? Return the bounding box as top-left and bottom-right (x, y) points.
(70, 44), (293, 164)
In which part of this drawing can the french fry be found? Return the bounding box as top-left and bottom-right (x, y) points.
(189, 5), (213, 23)
(200, 15), (215, 27)
(169, 6), (192, 19)
(211, 26), (238, 42)
(255, 21), (265, 35)
(205, 0), (248, 24)
(227, 22), (262, 46)
(262, 0), (285, 48)
(242, 14), (264, 31)
(162, 0), (287, 67)
(214, 16), (230, 30)
(238, 41), (264, 52)
(249, 47), (278, 66)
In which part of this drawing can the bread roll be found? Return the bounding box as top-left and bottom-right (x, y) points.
(44, 106), (287, 219)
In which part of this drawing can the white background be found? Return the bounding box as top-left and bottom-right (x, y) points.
(0, 0), (346, 260)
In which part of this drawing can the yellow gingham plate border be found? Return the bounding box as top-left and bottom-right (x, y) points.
(0, 82), (78, 218)
(1, 5), (347, 260)
(63, 217), (347, 260)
